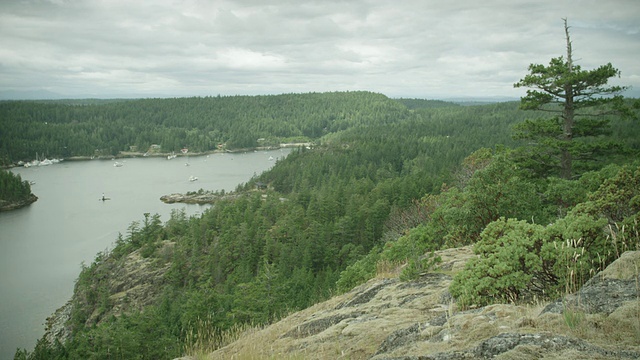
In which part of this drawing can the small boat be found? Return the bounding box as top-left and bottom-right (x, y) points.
(189, 175), (198, 182)
(114, 161), (123, 167)
(167, 152), (177, 160)
(99, 193), (111, 201)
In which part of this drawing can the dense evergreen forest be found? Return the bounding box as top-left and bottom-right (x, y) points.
(0, 92), (411, 165)
(11, 92), (640, 359)
(0, 169), (34, 210)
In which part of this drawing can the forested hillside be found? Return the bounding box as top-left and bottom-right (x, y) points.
(13, 92), (640, 359)
(0, 92), (409, 165)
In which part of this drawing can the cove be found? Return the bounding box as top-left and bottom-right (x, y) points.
(0, 149), (290, 359)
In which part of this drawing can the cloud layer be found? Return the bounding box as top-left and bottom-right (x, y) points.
(1, 0), (639, 99)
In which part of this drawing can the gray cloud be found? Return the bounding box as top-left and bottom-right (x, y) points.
(1, 0), (639, 99)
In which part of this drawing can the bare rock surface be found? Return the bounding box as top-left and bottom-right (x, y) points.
(208, 247), (640, 359)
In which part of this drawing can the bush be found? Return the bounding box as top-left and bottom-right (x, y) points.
(449, 218), (552, 307)
(450, 165), (640, 308)
(336, 246), (381, 293)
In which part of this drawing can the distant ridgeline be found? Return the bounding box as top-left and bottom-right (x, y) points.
(1, 91), (413, 165)
(13, 91), (640, 359)
(0, 92), (540, 166)
(0, 169), (37, 211)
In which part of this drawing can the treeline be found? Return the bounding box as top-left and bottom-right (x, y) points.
(0, 91), (409, 165)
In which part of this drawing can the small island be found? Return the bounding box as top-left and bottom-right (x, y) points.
(160, 189), (239, 205)
(0, 169), (38, 212)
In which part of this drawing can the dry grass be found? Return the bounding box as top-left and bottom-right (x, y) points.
(535, 301), (640, 348)
(375, 259), (404, 279)
(181, 245), (639, 360)
(202, 295), (352, 359)
(183, 318), (261, 360)
(558, 222), (640, 341)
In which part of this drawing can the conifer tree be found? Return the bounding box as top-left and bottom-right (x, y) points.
(513, 18), (629, 179)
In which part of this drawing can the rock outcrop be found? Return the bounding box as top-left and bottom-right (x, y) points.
(206, 247), (640, 360)
(42, 242), (174, 345)
(160, 192), (237, 204)
(0, 194), (38, 212)
(543, 250), (640, 316)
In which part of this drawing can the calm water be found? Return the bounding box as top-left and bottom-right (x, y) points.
(0, 149), (289, 359)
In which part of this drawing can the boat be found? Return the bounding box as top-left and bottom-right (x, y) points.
(167, 152), (177, 160)
(189, 175), (198, 182)
(39, 158), (53, 166)
(113, 161), (123, 167)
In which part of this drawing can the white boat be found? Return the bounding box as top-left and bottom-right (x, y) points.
(167, 152), (177, 160)
(39, 158), (53, 166)
(114, 161), (123, 167)
(189, 175), (198, 182)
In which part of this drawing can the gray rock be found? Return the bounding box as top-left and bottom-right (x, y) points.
(281, 311), (364, 338)
(543, 251), (640, 316)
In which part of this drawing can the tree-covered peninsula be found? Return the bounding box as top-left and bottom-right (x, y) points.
(0, 169), (37, 211)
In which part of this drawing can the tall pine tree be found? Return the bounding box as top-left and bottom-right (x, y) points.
(513, 18), (629, 179)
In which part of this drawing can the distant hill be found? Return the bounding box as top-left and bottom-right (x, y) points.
(0, 89), (67, 100)
(394, 98), (460, 109)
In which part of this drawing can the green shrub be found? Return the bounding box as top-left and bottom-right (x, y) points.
(336, 246), (381, 293)
(449, 218), (552, 307)
(450, 165), (640, 308)
(399, 251), (442, 281)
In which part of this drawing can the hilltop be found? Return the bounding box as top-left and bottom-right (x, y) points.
(195, 247), (640, 359)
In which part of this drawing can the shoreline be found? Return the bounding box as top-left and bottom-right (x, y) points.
(5, 142), (312, 168)
(0, 194), (38, 212)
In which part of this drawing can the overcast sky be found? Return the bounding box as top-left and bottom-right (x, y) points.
(1, 0), (639, 100)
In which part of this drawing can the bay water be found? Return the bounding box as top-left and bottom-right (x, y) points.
(0, 149), (289, 359)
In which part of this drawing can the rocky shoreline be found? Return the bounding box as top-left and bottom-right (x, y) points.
(0, 194), (38, 212)
(160, 192), (239, 204)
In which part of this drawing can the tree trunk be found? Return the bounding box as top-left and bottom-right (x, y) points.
(561, 18), (574, 179)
